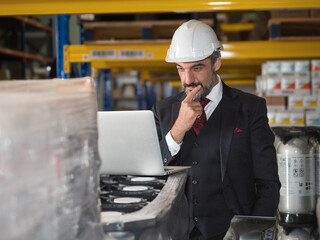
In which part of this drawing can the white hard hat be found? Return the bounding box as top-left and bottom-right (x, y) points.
(165, 19), (223, 63)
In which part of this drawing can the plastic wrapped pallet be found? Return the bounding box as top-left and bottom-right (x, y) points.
(0, 78), (104, 240)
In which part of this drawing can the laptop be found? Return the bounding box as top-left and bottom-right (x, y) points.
(97, 110), (189, 176)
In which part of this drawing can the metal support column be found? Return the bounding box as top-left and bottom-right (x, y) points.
(20, 19), (26, 79)
(48, 18), (53, 59)
(80, 24), (90, 77)
(164, 81), (174, 98)
(137, 72), (143, 110)
(56, 15), (70, 78)
(145, 80), (156, 110)
(99, 69), (112, 111)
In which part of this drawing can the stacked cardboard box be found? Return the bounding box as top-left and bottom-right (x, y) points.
(257, 59), (320, 127)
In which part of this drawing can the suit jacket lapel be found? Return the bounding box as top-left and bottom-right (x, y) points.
(220, 82), (239, 181)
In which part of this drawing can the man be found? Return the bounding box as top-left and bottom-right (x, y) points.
(152, 20), (280, 240)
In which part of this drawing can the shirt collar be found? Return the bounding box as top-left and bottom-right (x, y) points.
(205, 74), (222, 102)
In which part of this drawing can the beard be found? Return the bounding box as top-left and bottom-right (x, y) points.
(183, 72), (217, 100)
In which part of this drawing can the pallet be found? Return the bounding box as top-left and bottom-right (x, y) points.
(268, 18), (320, 40)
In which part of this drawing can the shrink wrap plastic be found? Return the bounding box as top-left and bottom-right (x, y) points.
(0, 78), (104, 240)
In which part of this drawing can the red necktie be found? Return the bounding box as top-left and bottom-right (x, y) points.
(193, 98), (210, 136)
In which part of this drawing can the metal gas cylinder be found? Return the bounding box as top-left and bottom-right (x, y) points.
(278, 228), (311, 240)
(104, 232), (135, 240)
(309, 135), (320, 198)
(274, 133), (282, 150)
(277, 136), (316, 216)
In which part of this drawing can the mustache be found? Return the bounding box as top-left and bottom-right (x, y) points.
(183, 83), (203, 88)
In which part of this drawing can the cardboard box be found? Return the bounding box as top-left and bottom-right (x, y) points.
(112, 88), (123, 98)
(266, 61), (281, 73)
(306, 110), (320, 126)
(295, 73), (311, 94)
(275, 111), (290, 126)
(281, 75), (295, 90)
(281, 61), (295, 73)
(288, 95), (303, 109)
(255, 76), (264, 96)
(290, 111), (305, 126)
(264, 96), (287, 107)
(267, 111), (276, 126)
(311, 74), (320, 95)
(295, 60), (310, 73)
(262, 63), (268, 75)
(303, 95), (318, 108)
(266, 74), (282, 95)
(271, 9), (310, 18)
(311, 59), (320, 71)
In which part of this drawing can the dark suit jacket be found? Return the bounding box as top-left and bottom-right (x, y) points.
(152, 81), (280, 232)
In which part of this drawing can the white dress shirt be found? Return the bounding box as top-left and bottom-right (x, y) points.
(165, 75), (223, 156)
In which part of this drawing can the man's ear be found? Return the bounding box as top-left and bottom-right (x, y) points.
(214, 57), (221, 72)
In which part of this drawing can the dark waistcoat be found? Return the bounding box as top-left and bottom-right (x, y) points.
(180, 102), (234, 238)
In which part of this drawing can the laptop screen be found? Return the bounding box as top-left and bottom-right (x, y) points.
(97, 110), (165, 176)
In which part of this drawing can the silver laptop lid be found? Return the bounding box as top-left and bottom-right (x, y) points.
(97, 110), (165, 176)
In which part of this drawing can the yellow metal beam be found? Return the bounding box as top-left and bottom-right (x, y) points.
(220, 23), (255, 33)
(1, 0), (320, 16)
(219, 66), (261, 80)
(171, 81), (182, 88)
(221, 40), (320, 60)
(224, 80), (256, 85)
(65, 40), (320, 73)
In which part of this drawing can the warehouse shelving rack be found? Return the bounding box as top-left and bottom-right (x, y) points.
(0, 16), (54, 79)
(62, 39), (320, 109)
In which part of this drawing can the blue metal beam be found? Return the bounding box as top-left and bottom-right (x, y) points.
(100, 69), (112, 111)
(56, 15), (70, 78)
(136, 72), (143, 110)
(80, 24), (91, 77)
(145, 80), (156, 110)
